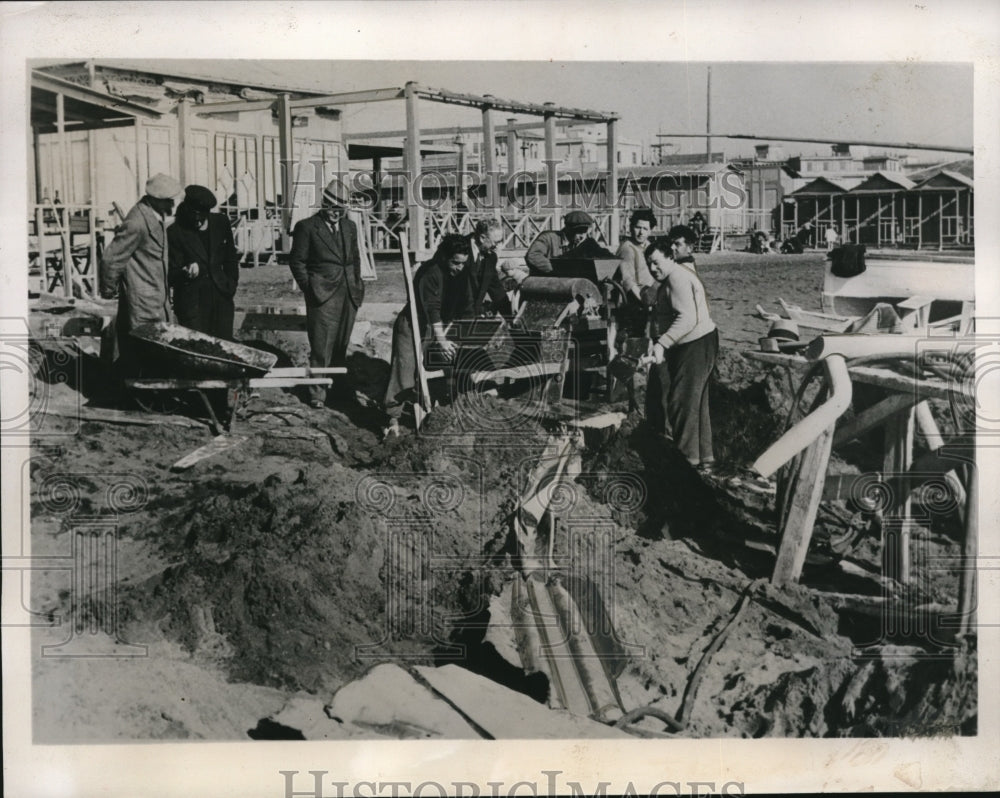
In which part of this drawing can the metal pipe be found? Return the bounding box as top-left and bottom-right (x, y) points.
(520, 276), (600, 302)
(753, 354), (852, 478)
(805, 334), (927, 361)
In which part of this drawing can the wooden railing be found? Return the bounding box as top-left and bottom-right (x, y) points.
(29, 203), (102, 298)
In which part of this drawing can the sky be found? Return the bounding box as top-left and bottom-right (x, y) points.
(94, 59), (973, 163)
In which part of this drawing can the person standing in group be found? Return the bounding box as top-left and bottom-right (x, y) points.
(99, 173), (183, 372)
(464, 218), (511, 318)
(524, 210), (596, 275)
(289, 177), (365, 408)
(613, 209), (657, 345)
(643, 238), (719, 473)
(382, 234), (473, 436)
(168, 185), (240, 341)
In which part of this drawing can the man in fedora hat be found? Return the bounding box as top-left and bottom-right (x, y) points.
(99, 172), (183, 371)
(525, 209), (600, 275)
(289, 176), (365, 407)
(168, 184), (240, 340)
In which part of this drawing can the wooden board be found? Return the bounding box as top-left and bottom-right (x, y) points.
(171, 434), (248, 471)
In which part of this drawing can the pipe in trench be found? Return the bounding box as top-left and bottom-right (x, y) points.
(753, 354), (852, 478)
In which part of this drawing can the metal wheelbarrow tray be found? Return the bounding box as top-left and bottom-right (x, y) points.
(129, 322), (277, 379)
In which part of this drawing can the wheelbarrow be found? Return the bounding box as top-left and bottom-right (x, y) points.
(124, 322), (340, 434)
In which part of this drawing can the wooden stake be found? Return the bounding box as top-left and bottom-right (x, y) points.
(958, 461), (978, 636)
(771, 423), (835, 587)
(882, 406), (915, 582)
(398, 231), (431, 429)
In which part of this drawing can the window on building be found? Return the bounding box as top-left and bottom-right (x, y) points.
(616, 151), (621, 164)
(632, 152), (637, 165)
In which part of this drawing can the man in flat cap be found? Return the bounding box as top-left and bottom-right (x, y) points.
(525, 210), (597, 275)
(99, 172), (183, 371)
(168, 185), (240, 340)
(289, 177), (365, 407)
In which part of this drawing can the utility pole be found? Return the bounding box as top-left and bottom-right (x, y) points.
(706, 66), (712, 160)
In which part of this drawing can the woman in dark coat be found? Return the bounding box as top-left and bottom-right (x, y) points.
(382, 234), (473, 434)
(168, 184), (240, 340)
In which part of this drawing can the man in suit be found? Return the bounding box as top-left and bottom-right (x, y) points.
(465, 218), (511, 317)
(289, 177), (365, 407)
(168, 184), (240, 340)
(99, 172), (183, 372)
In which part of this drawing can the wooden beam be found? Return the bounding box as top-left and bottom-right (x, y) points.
(134, 117), (144, 201)
(404, 82), (423, 251)
(32, 71), (163, 119)
(882, 406), (915, 582)
(544, 104), (558, 222)
(56, 92), (73, 299)
(176, 98), (190, 185)
(482, 104), (499, 219)
(278, 93), (293, 251)
(194, 87), (405, 117)
(607, 117), (620, 248)
(833, 392), (919, 447)
(958, 461), (977, 636)
(410, 83), (617, 122)
(772, 424), (835, 587)
(506, 118), (518, 179)
(343, 119), (577, 141)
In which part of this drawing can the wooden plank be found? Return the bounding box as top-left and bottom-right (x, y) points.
(250, 377), (332, 388)
(398, 231), (432, 428)
(833, 392), (919, 447)
(265, 367), (347, 377)
(171, 434), (248, 471)
(848, 365), (955, 401)
(772, 424), (836, 587)
(958, 462), (977, 636)
(41, 406), (205, 429)
(468, 361), (565, 384)
(882, 406), (915, 582)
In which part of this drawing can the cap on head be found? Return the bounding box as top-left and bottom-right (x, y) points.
(145, 173), (182, 200)
(322, 177), (352, 208)
(563, 210), (595, 231)
(183, 184), (218, 212)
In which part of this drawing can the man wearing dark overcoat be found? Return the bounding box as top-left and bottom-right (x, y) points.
(168, 184), (240, 340)
(289, 178), (365, 407)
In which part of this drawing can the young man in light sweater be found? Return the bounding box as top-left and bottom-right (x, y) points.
(642, 236), (719, 472)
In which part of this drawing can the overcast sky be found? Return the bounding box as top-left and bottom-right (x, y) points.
(126, 59), (972, 161)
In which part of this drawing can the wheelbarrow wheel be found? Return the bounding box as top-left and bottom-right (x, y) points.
(131, 389), (185, 415)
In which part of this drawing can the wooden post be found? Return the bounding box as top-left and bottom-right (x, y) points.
(938, 194), (944, 251)
(35, 206), (47, 293)
(88, 129), (98, 297)
(958, 460), (977, 636)
(32, 127), (43, 204)
(404, 82), (424, 252)
(883, 406), (915, 582)
(278, 93), (294, 252)
(876, 196), (882, 248)
(398, 231), (430, 430)
(917, 193), (923, 250)
(544, 103), (559, 226)
(177, 98), (190, 186)
(134, 116), (145, 202)
(56, 92), (72, 299)
(481, 101), (499, 221)
(506, 117), (518, 178)
(607, 117), (620, 248)
(772, 423), (836, 587)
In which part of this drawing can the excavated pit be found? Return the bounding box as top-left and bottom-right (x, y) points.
(30, 340), (977, 739)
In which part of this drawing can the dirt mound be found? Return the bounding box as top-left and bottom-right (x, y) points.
(117, 459), (499, 694)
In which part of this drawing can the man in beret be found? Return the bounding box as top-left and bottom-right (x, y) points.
(525, 209), (596, 275)
(289, 177), (365, 408)
(167, 185), (240, 340)
(99, 172), (183, 371)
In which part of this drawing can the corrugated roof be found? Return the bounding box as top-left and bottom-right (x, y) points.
(39, 59), (339, 95)
(848, 171), (915, 193)
(911, 169), (974, 191)
(789, 176), (853, 196)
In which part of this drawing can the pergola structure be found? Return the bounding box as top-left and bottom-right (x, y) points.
(29, 69), (620, 298)
(193, 81), (620, 252)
